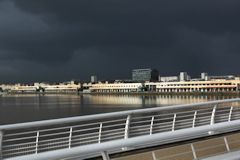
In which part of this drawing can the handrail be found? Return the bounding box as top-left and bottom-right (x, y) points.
(0, 98), (239, 130)
(0, 98), (240, 160)
(0, 130), (2, 159)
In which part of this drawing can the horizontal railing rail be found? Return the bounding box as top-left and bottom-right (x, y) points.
(0, 98), (240, 160)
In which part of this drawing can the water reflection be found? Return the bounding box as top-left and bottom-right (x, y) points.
(83, 95), (143, 105)
(0, 94), (239, 125)
(86, 94), (238, 106)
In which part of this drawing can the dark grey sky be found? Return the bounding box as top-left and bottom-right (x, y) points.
(0, 0), (240, 83)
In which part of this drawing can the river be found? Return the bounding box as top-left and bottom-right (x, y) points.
(0, 94), (239, 125)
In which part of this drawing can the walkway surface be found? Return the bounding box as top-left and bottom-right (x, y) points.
(113, 132), (240, 160)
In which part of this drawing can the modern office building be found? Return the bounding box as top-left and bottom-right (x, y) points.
(132, 68), (159, 82)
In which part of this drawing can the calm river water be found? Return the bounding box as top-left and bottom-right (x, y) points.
(0, 94), (238, 125)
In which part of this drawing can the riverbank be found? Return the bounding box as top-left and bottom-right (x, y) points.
(1, 91), (240, 97)
(80, 92), (240, 98)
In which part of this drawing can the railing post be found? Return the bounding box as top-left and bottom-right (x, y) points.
(228, 106), (233, 122)
(98, 123), (103, 143)
(192, 111), (197, 128)
(151, 151), (157, 160)
(172, 114), (176, 131)
(150, 116), (155, 135)
(69, 127), (73, 149)
(190, 143), (197, 160)
(208, 105), (217, 135)
(35, 131), (39, 154)
(224, 136), (230, 152)
(0, 130), (3, 159)
(210, 105), (217, 125)
(124, 115), (131, 139)
(101, 151), (110, 160)
(122, 115), (131, 151)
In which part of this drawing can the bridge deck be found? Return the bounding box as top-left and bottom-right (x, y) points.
(113, 131), (240, 160)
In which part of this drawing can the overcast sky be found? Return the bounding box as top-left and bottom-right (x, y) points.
(0, 0), (240, 83)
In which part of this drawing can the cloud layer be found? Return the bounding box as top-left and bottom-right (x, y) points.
(1, 0), (240, 83)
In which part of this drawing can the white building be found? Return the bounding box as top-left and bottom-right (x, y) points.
(91, 76), (97, 83)
(201, 72), (209, 81)
(179, 72), (188, 81)
(89, 82), (143, 93)
(145, 79), (240, 93)
(160, 76), (179, 82)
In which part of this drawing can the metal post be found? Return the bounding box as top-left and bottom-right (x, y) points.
(151, 151), (157, 160)
(122, 115), (131, 151)
(224, 137), (230, 152)
(172, 114), (176, 131)
(191, 143), (197, 160)
(69, 127), (73, 149)
(228, 106), (233, 122)
(101, 151), (110, 160)
(0, 131), (3, 159)
(124, 115), (131, 139)
(150, 116), (155, 135)
(210, 105), (217, 125)
(192, 111), (197, 128)
(35, 131), (39, 154)
(98, 123), (103, 143)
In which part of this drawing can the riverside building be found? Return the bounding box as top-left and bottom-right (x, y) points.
(89, 82), (143, 93)
(6, 81), (80, 93)
(145, 79), (240, 93)
(86, 79), (240, 93)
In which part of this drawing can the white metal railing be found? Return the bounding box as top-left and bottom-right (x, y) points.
(0, 98), (240, 160)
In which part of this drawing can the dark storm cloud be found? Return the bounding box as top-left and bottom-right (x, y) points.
(0, 0), (240, 82)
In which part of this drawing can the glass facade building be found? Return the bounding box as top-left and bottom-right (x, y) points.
(132, 69), (159, 82)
